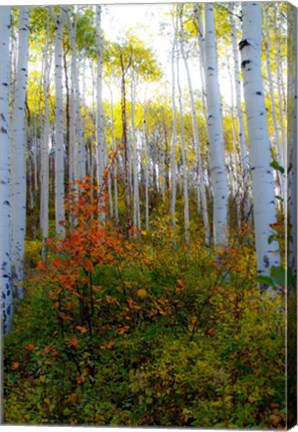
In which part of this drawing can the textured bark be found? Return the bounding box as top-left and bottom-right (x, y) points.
(40, 16), (50, 245)
(229, 5), (250, 220)
(1, 6), (13, 334)
(10, 6), (30, 299)
(179, 7), (210, 245)
(170, 20), (177, 232)
(131, 77), (141, 233)
(204, 3), (228, 247)
(240, 2), (280, 278)
(96, 5), (105, 189)
(176, 33), (189, 243)
(53, 8), (65, 237)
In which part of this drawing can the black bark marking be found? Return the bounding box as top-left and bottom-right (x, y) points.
(239, 39), (251, 51)
(256, 91), (262, 95)
(208, 67), (214, 71)
(241, 60), (251, 69)
(3, 201), (10, 206)
(1, 126), (7, 134)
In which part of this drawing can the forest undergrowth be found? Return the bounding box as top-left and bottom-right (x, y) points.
(3, 179), (286, 428)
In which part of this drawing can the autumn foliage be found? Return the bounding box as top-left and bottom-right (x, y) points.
(4, 179), (285, 427)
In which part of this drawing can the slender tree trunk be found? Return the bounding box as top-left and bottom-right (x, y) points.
(179, 6), (210, 245)
(131, 77), (141, 233)
(204, 3), (228, 248)
(240, 2), (280, 279)
(119, 50), (132, 233)
(170, 35), (177, 233)
(109, 87), (119, 224)
(53, 8), (65, 237)
(176, 34), (189, 243)
(96, 5), (105, 192)
(263, 8), (285, 203)
(40, 17), (50, 248)
(1, 6), (14, 334)
(10, 6), (29, 299)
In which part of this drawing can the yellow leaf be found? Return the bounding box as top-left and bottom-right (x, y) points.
(137, 288), (147, 298)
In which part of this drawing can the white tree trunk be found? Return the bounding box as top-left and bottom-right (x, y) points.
(240, 2), (280, 278)
(1, 6), (14, 334)
(96, 5), (105, 190)
(10, 6), (29, 299)
(179, 8), (210, 245)
(170, 37), (177, 232)
(263, 8), (285, 204)
(109, 87), (119, 224)
(53, 8), (65, 237)
(40, 15), (51, 246)
(176, 41), (189, 243)
(204, 3), (228, 248)
(131, 77), (141, 233)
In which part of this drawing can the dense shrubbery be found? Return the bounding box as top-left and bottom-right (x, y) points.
(4, 180), (285, 427)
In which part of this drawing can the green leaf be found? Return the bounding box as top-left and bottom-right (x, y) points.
(268, 234), (278, 244)
(256, 275), (274, 286)
(270, 160), (285, 174)
(270, 266), (286, 288)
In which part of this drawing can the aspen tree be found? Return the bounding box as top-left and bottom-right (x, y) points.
(40, 14), (51, 247)
(96, 5), (105, 191)
(175, 24), (190, 243)
(10, 6), (30, 299)
(204, 3), (228, 247)
(52, 7), (66, 237)
(179, 6), (210, 245)
(1, 6), (13, 333)
(240, 2), (280, 278)
(170, 16), (178, 233)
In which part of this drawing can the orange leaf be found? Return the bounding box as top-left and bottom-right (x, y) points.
(67, 337), (79, 349)
(12, 362), (19, 369)
(76, 326), (88, 334)
(76, 376), (85, 385)
(26, 343), (35, 351)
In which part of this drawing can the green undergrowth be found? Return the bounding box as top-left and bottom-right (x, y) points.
(4, 182), (285, 427)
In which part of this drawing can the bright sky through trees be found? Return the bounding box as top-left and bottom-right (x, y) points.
(101, 3), (234, 104)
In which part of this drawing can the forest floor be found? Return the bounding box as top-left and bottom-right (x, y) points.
(3, 184), (286, 428)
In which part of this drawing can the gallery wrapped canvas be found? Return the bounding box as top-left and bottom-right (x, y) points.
(1, 1), (297, 429)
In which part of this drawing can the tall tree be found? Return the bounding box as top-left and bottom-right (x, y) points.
(1, 6), (13, 334)
(240, 2), (280, 279)
(179, 6), (210, 245)
(10, 6), (30, 299)
(52, 7), (66, 236)
(40, 12), (51, 247)
(96, 5), (105, 194)
(204, 3), (228, 248)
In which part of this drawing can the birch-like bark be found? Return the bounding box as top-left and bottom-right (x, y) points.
(131, 77), (141, 233)
(10, 6), (29, 299)
(96, 5), (105, 190)
(176, 38), (189, 243)
(240, 2), (280, 278)
(263, 9), (285, 205)
(204, 3), (228, 247)
(53, 8), (65, 237)
(170, 20), (177, 232)
(109, 87), (119, 224)
(1, 6), (13, 334)
(40, 16), (51, 246)
(179, 7), (210, 245)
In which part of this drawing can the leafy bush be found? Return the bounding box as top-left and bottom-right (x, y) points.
(3, 179), (285, 428)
